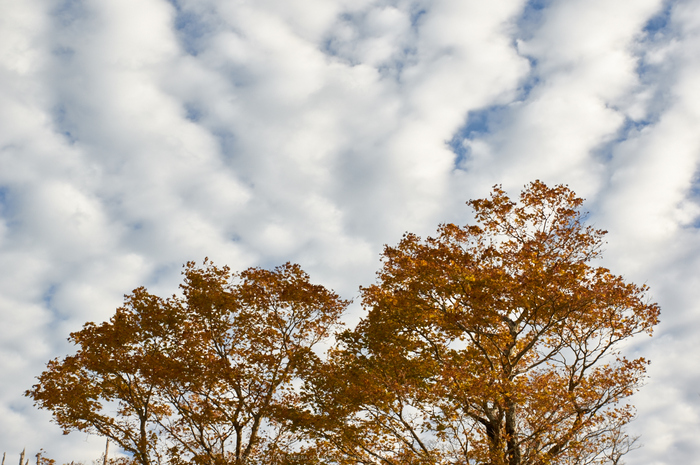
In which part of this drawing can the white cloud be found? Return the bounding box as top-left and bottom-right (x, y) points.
(458, 0), (665, 193)
(2, 0), (700, 463)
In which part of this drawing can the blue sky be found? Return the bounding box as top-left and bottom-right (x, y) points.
(1, 0), (700, 463)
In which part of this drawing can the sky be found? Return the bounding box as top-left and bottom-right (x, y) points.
(1, 0), (699, 463)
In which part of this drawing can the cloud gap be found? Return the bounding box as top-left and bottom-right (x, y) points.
(635, 2), (680, 80)
(320, 2), (425, 80)
(42, 284), (59, 311)
(514, 0), (552, 41)
(168, 0), (220, 56)
(375, 46), (419, 81)
(183, 103), (203, 123)
(51, 104), (79, 145)
(212, 130), (238, 163)
(0, 186), (19, 226)
(410, 8), (427, 29)
(514, 62), (540, 101)
(687, 169), (700, 229)
(447, 0), (551, 172)
(321, 12), (368, 66)
(50, 0), (88, 28)
(622, 1), (681, 137)
(591, 116), (654, 163)
(448, 105), (510, 169)
(643, 0), (674, 37)
(0, 187), (9, 214)
(509, 0), (547, 99)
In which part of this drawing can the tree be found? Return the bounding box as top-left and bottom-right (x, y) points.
(160, 261), (348, 465)
(27, 261), (348, 465)
(304, 181), (659, 465)
(26, 287), (177, 465)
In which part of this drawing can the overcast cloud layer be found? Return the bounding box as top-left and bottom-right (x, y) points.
(1, 0), (699, 463)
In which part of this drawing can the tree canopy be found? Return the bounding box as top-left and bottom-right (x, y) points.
(302, 181), (659, 465)
(27, 182), (659, 465)
(27, 261), (348, 465)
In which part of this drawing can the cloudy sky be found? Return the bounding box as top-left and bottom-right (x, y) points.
(1, 0), (699, 463)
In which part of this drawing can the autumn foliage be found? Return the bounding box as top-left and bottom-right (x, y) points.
(27, 182), (659, 465)
(27, 262), (348, 465)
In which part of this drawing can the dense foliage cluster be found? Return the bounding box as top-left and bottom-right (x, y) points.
(28, 263), (348, 465)
(27, 182), (659, 465)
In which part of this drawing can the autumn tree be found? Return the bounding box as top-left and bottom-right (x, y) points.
(27, 261), (348, 465)
(159, 261), (348, 465)
(304, 181), (659, 465)
(26, 287), (177, 465)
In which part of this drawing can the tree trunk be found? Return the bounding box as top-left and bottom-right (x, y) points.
(505, 402), (521, 465)
(103, 439), (109, 465)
